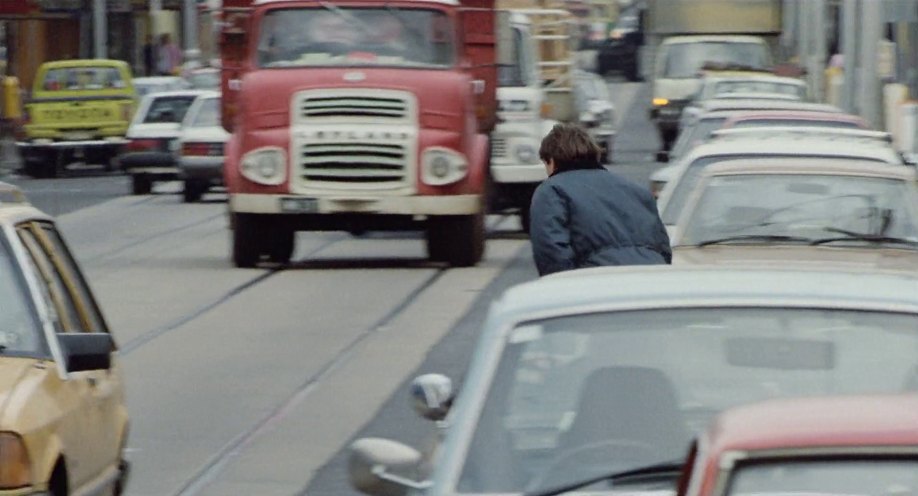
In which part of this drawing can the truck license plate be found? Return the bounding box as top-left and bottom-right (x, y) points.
(280, 197), (318, 213)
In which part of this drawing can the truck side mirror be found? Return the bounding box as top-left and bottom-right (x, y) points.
(410, 373), (453, 421)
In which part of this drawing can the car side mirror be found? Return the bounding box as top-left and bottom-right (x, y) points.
(410, 373), (453, 421)
(656, 150), (669, 163)
(349, 438), (426, 496)
(57, 332), (114, 373)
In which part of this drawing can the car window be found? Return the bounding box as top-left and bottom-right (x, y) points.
(458, 308), (918, 494)
(191, 98), (220, 127)
(661, 42), (771, 78)
(680, 174), (918, 244)
(727, 458), (918, 496)
(40, 66), (126, 91)
(660, 154), (890, 225)
(712, 80), (805, 99)
(731, 119), (862, 129)
(0, 235), (45, 355)
(671, 117), (727, 160)
(17, 226), (80, 332)
(142, 96), (197, 124)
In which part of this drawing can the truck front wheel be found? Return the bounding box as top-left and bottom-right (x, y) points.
(426, 213), (485, 267)
(232, 213), (262, 268)
(131, 174), (152, 195)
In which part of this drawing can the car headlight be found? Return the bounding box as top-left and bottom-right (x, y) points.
(0, 432), (31, 489)
(514, 143), (539, 164)
(422, 147), (468, 186)
(241, 147), (286, 186)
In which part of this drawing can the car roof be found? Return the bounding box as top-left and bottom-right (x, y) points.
(493, 266), (918, 324)
(0, 183), (52, 225)
(711, 126), (891, 143)
(683, 133), (901, 163)
(39, 59), (130, 69)
(698, 157), (917, 180)
(702, 74), (805, 85)
(706, 395), (918, 455)
(662, 35), (767, 45)
(723, 110), (868, 126)
(700, 99), (841, 113)
(142, 89), (213, 99)
(134, 76), (183, 84)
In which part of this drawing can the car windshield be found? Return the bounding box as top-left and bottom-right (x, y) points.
(731, 119), (862, 129)
(660, 154), (889, 225)
(728, 458), (918, 496)
(39, 66), (126, 91)
(257, 7), (455, 69)
(661, 42), (771, 78)
(0, 238), (44, 355)
(679, 174), (918, 245)
(457, 308), (918, 494)
(190, 98), (220, 127)
(670, 117), (727, 160)
(705, 80), (805, 100)
(142, 96), (197, 124)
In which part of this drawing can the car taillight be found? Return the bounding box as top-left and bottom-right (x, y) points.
(182, 142), (223, 156)
(127, 139), (159, 152)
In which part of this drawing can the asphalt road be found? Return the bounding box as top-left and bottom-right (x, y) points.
(3, 78), (663, 496)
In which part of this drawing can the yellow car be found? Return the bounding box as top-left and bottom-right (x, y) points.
(0, 183), (129, 495)
(19, 59), (135, 178)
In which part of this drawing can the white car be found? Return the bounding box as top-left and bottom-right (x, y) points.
(679, 75), (809, 129)
(133, 76), (190, 99)
(177, 91), (227, 202)
(653, 131), (905, 237)
(120, 90), (213, 194)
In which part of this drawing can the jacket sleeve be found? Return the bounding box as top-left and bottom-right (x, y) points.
(530, 183), (576, 276)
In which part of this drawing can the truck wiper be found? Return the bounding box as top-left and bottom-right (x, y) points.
(695, 234), (810, 247)
(524, 459), (685, 496)
(810, 227), (918, 247)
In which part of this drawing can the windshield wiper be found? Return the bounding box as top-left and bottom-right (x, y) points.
(695, 234), (810, 247)
(810, 227), (918, 247)
(524, 459), (685, 496)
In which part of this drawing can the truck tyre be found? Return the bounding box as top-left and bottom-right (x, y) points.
(131, 175), (152, 195)
(232, 213), (262, 268)
(520, 203), (531, 235)
(267, 228), (295, 265)
(426, 213), (485, 267)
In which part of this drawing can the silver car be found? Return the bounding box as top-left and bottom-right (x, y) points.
(348, 265), (918, 496)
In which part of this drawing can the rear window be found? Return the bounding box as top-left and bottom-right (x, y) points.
(142, 96), (197, 124)
(191, 98), (220, 127)
(40, 66), (126, 91)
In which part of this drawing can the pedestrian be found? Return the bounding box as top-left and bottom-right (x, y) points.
(156, 33), (182, 76)
(142, 35), (155, 76)
(529, 123), (671, 276)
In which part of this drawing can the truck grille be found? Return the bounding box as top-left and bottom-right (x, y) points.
(300, 96), (409, 121)
(298, 141), (408, 188)
(491, 137), (508, 158)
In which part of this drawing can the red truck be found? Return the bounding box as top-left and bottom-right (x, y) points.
(219, 0), (505, 267)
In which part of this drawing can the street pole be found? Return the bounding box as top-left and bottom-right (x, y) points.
(183, 0), (199, 64)
(841, 0), (858, 113)
(858, 0), (882, 128)
(93, 0), (107, 58)
(810, 0), (827, 103)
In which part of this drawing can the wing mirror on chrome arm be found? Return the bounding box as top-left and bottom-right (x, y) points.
(348, 438), (429, 496)
(410, 373), (454, 422)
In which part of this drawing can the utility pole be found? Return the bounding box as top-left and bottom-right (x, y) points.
(183, 0), (198, 61)
(858, 0), (882, 128)
(841, 0), (858, 113)
(93, 0), (107, 58)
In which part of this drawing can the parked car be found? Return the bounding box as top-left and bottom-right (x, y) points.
(678, 395), (918, 496)
(662, 110), (737, 165)
(671, 158), (918, 268)
(652, 131), (905, 233)
(19, 59), (135, 178)
(133, 76), (190, 99)
(678, 75), (808, 129)
(0, 182), (129, 496)
(177, 91), (227, 202)
(119, 90), (212, 194)
(347, 264), (918, 496)
(720, 109), (869, 130)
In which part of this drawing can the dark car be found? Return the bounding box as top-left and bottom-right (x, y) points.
(595, 8), (644, 81)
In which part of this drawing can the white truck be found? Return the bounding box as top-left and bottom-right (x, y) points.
(642, 0), (782, 151)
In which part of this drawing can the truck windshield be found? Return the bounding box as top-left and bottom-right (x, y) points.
(257, 7), (455, 69)
(661, 42), (771, 78)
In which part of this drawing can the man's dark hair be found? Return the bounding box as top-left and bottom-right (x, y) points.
(538, 123), (603, 173)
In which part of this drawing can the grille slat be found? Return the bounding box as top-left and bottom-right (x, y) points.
(302, 155), (404, 167)
(300, 96), (408, 121)
(491, 137), (508, 158)
(298, 139), (409, 188)
(304, 168), (403, 178)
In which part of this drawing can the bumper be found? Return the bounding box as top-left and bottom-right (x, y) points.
(24, 125), (129, 140)
(120, 152), (178, 176)
(179, 156), (224, 181)
(491, 163), (546, 184)
(230, 193), (481, 216)
(17, 138), (128, 149)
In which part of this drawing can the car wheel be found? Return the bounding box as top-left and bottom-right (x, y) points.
(131, 175), (152, 195)
(426, 212), (485, 267)
(182, 180), (206, 203)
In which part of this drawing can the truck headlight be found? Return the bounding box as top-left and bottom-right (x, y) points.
(514, 143), (538, 164)
(241, 147), (286, 186)
(0, 432), (31, 489)
(422, 147), (468, 186)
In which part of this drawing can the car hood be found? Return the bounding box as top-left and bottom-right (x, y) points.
(673, 245), (918, 272)
(0, 358), (38, 421)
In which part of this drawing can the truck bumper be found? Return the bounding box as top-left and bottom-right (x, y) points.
(17, 138), (128, 149)
(230, 193), (481, 216)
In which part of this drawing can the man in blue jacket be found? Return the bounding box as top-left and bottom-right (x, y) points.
(530, 123), (671, 276)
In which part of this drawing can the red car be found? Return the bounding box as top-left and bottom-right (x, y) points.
(677, 395), (918, 496)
